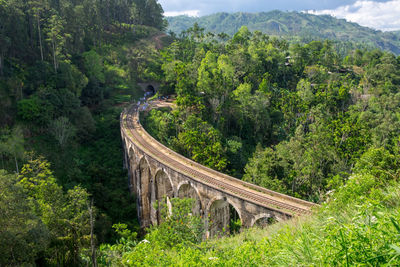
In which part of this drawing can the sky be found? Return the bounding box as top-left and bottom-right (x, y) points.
(159, 0), (400, 31)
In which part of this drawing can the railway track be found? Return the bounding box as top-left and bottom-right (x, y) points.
(121, 103), (315, 217)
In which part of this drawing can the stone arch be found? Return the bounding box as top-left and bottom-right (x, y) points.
(206, 197), (242, 237)
(127, 147), (137, 192)
(251, 213), (277, 228)
(126, 138), (132, 153)
(128, 146), (135, 161)
(138, 155), (150, 167)
(154, 169), (174, 224)
(177, 181), (202, 216)
(127, 143), (136, 163)
(138, 156), (152, 227)
(127, 146), (136, 164)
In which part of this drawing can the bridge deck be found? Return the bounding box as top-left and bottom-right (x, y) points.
(121, 101), (315, 217)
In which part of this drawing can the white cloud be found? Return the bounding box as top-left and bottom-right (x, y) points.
(306, 0), (400, 31)
(164, 9), (200, 17)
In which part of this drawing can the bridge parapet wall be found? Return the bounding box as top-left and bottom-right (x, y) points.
(121, 104), (314, 237)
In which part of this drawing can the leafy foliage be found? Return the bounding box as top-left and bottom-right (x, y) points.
(143, 25), (400, 202)
(147, 198), (204, 248)
(96, 154), (400, 265)
(0, 157), (92, 265)
(0, 170), (48, 265)
(167, 11), (400, 55)
(18, 157), (92, 266)
(98, 198), (204, 265)
(0, 0), (165, 264)
(2, 1), (400, 265)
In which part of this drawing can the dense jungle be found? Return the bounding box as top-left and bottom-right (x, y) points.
(1, 0), (400, 265)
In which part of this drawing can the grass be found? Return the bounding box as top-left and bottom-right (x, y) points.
(104, 173), (400, 266)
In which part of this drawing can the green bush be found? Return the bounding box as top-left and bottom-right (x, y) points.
(95, 170), (400, 266)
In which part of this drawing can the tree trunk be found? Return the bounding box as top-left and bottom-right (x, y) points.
(89, 199), (97, 267)
(0, 51), (3, 76)
(52, 40), (57, 72)
(14, 154), (19, 174)
(37, 16), (44, 61)
(28, 13), (34, 51)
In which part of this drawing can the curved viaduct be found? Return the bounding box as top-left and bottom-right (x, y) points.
(120, 101), (315, 237)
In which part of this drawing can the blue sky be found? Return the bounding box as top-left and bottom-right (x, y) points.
(159, 0), (400, 31)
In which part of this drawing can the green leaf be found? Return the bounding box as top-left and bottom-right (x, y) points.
(390, 244), (400, 255)
(391, 217), (400, 234)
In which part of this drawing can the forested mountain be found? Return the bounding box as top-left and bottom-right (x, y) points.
(166, 11), (400, 54)
(0, 0), (167, 265)
(0, 0), (165, 125)
(2, 0), (400, 265)
(143, 25), (400, 201)
(100, 26), (400, 266)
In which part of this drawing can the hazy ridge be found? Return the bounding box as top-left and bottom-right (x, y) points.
(167, 10), (400, 54)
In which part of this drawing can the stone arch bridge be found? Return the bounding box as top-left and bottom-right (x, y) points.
(120, 101), (315, 237)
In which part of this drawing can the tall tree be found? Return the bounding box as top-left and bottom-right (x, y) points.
(0, 170), (49, 265)
(45, 14), (69, 71)
(18, 157), (91, 266)
(0, 127), (25, 173)
(29, 0), (46, 61)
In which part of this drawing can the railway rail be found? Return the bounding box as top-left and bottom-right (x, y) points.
(121, 102), (315, 217)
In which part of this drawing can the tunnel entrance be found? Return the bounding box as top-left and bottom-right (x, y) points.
(145, 85), (155, 97)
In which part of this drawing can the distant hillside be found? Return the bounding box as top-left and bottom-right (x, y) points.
(166, 11), (400, 54)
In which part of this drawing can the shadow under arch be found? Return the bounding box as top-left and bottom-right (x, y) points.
(138, 156), (152, 227)
(177, 181), (202, 216)
(251, 213), (277, 228)
(206, 196), (242, 237)
(127, 147), (137, 193)
(154, 169), (174, 224)
(128, 147), (135, 163)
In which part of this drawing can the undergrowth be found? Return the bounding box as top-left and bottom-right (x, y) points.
(98, 161), (400, 266)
